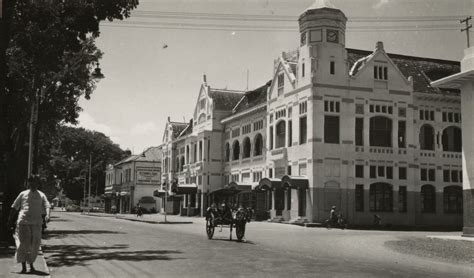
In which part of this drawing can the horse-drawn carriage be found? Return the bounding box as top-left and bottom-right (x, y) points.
(205, 186), (253, 242)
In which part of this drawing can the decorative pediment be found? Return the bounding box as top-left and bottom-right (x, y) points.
(268, 58), (297, 99)
(349, 42), (411, 88)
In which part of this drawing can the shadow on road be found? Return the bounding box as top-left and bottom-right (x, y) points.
(208, 238), (256, 245)
(50, 219), (71, 222)
(43, 244), (183, 267)
(12, 270), (50, 276)
(43, 229), (125, 239)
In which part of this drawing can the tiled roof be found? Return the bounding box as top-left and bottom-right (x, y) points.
(208, 89), (244, 111)
(114, 155), (139, 166)
(114, 146), (162, 165)
(232, 80), (272, 114)
(177, 121), (193, 139)
(137, 146), (162, 161)
(169, 121), (188, 138)
(347, 48), (460, 95)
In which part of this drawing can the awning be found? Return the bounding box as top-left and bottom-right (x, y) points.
(210, 187), (241, 196)
(227, 182), (252, 192)
(255, 178), (282, 191)
(139, 196), (156, 204)
(281, 175), (309, 190)
(153, 190), (167, 198)
(120, 191), (130, 196)
(175, 184), (197, 194)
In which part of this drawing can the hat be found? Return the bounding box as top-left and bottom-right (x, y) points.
(332, 206), (336, 209)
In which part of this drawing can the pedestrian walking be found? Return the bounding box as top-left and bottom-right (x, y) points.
(7, 174), (51, 274)
(136, 204), (143, 218)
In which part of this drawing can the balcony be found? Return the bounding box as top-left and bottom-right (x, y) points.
(368, 146), (393, 154)
(441, 151), (462, 159)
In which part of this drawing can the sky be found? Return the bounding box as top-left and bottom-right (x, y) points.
(77, 0), (473, 153)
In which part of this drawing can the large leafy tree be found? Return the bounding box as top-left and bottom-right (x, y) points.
(39, 126), (128, 202)
(0, 0), (138, 240)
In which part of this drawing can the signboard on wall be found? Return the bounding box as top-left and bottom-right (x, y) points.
(136, 167), (160, 185)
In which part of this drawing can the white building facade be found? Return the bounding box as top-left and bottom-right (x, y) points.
(159, 1), (463, 228)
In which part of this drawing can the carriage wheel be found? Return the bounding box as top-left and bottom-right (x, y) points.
(206, 218), (215, 239)
(235, 223), (245, 242)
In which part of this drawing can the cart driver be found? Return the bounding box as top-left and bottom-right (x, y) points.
(220, 202), (232, 222)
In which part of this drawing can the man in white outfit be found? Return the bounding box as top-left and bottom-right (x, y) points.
(8, 175), (51, 273)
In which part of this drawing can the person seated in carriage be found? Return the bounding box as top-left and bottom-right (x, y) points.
(219, 202), (233, 222)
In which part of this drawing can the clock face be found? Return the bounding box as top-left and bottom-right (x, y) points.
(327, 30), (338, 43)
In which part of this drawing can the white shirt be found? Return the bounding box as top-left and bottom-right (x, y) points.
(12, 189), (50, 225)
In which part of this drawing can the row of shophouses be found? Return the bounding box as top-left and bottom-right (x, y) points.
(105, 2), (464, 228)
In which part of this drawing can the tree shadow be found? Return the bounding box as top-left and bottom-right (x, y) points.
(43, 244), (183, 267)
(50, 218), (71, 222)
(43, 229), (125, 239)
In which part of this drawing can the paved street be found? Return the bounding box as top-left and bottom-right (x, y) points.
(33, 212), (473, 277)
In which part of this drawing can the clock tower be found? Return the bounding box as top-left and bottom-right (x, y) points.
(298, 0), (348, 82)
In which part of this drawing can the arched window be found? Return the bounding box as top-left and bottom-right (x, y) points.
(369, 183), (393, 212)
(442, 126), (462, 152)
(443, 185), (462, 213)
(421, 184), (436, 213)
(369, 117), (392, 147)
(242, 137), (251, 158)
(232, 140), (240, 161)
(276, 120), (286, 148)
(419, 124), (435, 150)
(198, 113), (206, 124)
(180, 156), (185, 172)
(224, 143), (230, 162)
(254, 133), (263, 156)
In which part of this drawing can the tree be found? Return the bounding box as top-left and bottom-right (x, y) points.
(39, 126), (128, 202)
(0, 0), (138, 241)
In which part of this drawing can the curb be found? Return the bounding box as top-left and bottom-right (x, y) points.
(83, 213), (195, 225)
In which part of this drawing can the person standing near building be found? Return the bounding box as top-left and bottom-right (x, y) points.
(7, 175), (51, 273)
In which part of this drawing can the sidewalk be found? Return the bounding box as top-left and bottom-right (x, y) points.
(0, 243), (50, 277)
(427, 235), (474, 242)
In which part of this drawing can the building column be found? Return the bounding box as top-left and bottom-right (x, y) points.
(270, 190), (276, 219)
(272, 126), (276, 150)
(392, 118), (399, 149)
(363, 116), (370, 148)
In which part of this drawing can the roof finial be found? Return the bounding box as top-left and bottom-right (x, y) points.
(203, 74), (207, 84)
(307, 0), (336, 10)
(376, 41), (384, 51)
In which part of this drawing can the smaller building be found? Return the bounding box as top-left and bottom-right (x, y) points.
(104, 146), (162, 213)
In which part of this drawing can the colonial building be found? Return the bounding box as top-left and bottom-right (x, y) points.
(104, 146), (162, 213)
(159, 1), (463, 228)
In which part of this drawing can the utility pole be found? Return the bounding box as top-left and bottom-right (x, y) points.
(88, 153), (92, 210)
(461, 16), (472, 48)
(27, 91), (39, 178)
(83, 176), (86, 208)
